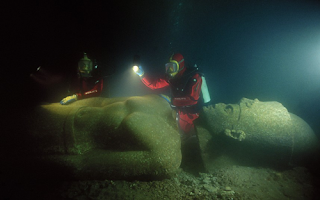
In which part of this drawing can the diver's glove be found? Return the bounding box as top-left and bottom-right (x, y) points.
(60, 94), (78, 105)
(133, 66), (144, 77)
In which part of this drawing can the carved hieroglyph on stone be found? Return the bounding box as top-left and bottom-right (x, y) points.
(22, 95), (181, 180)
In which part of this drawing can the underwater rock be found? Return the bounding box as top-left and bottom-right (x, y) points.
(198, 98), (319, 169)
(18, 95), (181, 180)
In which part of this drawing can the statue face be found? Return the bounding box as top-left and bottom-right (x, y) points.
(202, 98), (293, 141)
(201, 102), (241, 135)
(200, 97), (320, 169)
(213, 103), (240, 118)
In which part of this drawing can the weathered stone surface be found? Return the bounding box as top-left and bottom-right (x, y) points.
(9, 95), (318, 179)
(198, 98), (319, 169)
(21, 95), (181, 180)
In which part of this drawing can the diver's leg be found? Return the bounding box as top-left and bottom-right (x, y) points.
(177, 111), (206, 173)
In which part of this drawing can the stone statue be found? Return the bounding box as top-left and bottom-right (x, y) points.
(19, 95), (181, 180)
(197, 98), (319, 171)
(7, 96), (319, 180)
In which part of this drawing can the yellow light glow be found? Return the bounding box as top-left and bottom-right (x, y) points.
(133, 65), (139, 72)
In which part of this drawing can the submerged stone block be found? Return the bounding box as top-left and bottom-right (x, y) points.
(198, 98), (319, 169)
(20, 95), (181, 180)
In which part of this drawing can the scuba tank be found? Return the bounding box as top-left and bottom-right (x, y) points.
(201, 76), (211, 104)
(167, 64), (211, 113)
(193, 64), (211, 105)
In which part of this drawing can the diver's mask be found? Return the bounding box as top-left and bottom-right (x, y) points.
(165, 61), (179, 78)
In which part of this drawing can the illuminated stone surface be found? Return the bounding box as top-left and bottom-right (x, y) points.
(24, 95), (181, 180)
(197, 98), (319, 170)
(18, 96), (319, 179)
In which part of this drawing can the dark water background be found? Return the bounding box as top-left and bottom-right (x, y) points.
(4, 0), (320, 137)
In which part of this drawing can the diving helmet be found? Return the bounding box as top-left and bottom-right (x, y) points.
(78, 53), (93, 77)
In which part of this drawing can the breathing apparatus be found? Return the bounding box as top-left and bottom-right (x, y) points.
(165, 53), (185, 78)
(201, 75), (211, 104)
(193, 64), (212, 105)
(167, 53), (211, 104)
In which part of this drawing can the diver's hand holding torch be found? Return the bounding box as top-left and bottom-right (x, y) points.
(133, 65), (144, 77)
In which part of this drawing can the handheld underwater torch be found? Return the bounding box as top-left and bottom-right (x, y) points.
(133, 65), (139, 73)
(132, 55), (144, 76)
(132, 55), (140, 71)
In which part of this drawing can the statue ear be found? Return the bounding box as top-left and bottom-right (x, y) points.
(224, 129), (246, 141)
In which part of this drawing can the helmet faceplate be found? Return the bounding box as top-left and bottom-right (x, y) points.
(78, 53), (93, 77)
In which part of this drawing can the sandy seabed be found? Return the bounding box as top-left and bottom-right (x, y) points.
(2, 161), (319, 200)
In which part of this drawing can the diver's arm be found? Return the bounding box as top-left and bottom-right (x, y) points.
(134, 65), (169, 90)
(172, 73), (202, 107)
(141, 75), (170, 90)
(77, 78), (104, 100)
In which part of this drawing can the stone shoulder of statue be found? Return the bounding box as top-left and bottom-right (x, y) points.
(22, 95), (181, 180)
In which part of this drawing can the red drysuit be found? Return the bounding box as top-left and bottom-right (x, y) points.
(141, 68), (202, 134)
(72, 76), (104, 100)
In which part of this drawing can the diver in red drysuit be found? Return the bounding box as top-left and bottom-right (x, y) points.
(134, 53), (209, 139)
(60, 53), (103, 105)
